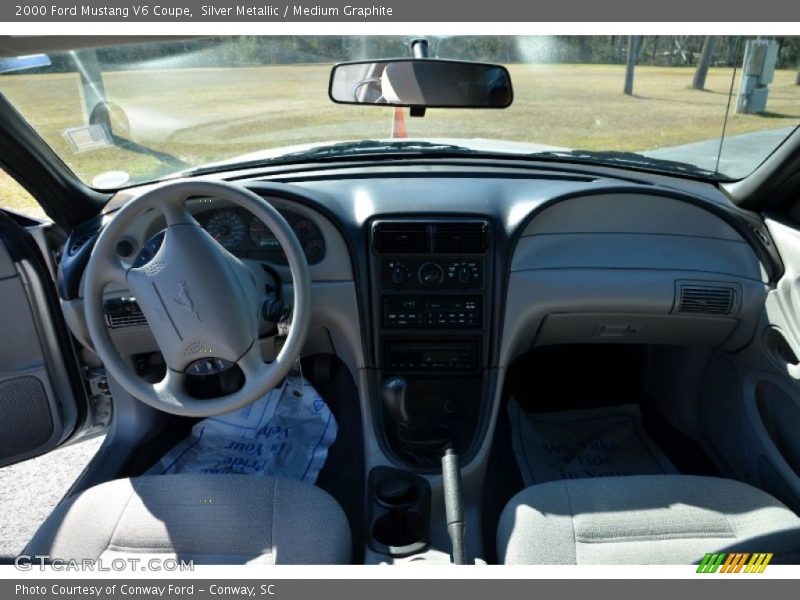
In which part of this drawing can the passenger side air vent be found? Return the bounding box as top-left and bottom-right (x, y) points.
(373, 222), (429, 254)
(433, 222), (488, 254)
(676, 284), (736, 316)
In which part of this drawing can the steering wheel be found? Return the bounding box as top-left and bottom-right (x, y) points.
(83, 179), (311, 417)
(353, 77), (386, 104)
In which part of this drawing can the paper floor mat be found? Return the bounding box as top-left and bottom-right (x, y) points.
(146, 374), (336, 484)
(508, 399), (677, 486)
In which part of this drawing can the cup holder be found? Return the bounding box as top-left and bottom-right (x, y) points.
(375, 476), (419, 509)
(368, 467), (431, 557)
(371, 511), (428, 552)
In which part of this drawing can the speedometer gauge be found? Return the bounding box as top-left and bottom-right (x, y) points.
(248, 218), (280, 250)
(205, 210), (245, 250)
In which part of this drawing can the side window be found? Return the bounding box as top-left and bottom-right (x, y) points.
(0, 168), (48, 221)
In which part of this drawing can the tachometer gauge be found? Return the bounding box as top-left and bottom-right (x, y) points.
(292, 219), (315, 241)
(248, 218), (280, 250)
(303, 238), (325, 263)
(205, 210), (245, 250)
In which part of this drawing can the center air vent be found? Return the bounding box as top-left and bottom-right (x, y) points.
(433, 222), (488, 254)
(676, 284), (736, 316)
(373, 222), (429, 254)
(373, 221), (489, 254)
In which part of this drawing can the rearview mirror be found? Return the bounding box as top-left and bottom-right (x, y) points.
(329, 59), (513, 109)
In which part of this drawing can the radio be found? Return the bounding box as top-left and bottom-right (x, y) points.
(384, 340), (479, 371)
(383, 296), (481, 328)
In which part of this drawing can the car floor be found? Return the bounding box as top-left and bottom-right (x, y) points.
(0, 435), (104, 558)
(507, 400), (679, 485)
(503, 344), (720, 478)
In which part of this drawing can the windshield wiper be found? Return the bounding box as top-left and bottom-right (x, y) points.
(182, 141), (722, 181)
(183, 140), (477, 176)
(525, 149), (722, 179)
(277, 140), (478, 159)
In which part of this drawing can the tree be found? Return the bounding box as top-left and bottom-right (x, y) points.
(692, 36), (717, 90)
(624, 36), (640, 95)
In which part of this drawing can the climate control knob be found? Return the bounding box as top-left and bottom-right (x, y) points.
(418, 262), (444, 286)
(391, 264), (406, 285)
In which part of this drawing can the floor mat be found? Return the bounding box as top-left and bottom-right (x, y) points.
(508, 399), (677, 486)
(146, 373), (336, 484)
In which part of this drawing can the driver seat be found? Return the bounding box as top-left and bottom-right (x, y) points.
(24, 474), (351, 565)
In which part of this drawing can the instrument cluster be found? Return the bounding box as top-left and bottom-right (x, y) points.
(132, 206), (326, 267)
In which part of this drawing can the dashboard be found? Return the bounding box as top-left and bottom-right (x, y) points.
(61, 168), (776, 362)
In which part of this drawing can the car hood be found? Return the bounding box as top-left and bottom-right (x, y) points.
(191, 138), (570, 171)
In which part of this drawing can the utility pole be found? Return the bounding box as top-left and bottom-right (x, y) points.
(692, 36), (718, 90)
(624, 36), (640, 96)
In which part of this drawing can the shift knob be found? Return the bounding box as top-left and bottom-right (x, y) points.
(382, 376), (411, 426)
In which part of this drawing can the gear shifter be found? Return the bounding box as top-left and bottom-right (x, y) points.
(382, 376), (411, 426)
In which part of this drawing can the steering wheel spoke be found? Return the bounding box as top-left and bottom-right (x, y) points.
(153, 369), (188, 409)
(160, 199), (196, 227)
(164, 369), (187, 395)
(238, 340), (269, 380)
(95, 254), (129, 286)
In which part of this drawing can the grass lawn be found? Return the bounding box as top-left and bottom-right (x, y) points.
(0, 170), (47, 220)
(0, 63), (798, 219)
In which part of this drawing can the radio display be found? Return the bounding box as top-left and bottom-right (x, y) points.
(383, 295), (481, 328)
(384, 340), (478, 371)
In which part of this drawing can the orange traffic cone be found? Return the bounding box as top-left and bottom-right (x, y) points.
(392, 107), (408, 139)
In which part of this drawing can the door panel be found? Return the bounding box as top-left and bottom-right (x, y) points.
(702, 215), (800, 513)
(0, 211), (87, 467)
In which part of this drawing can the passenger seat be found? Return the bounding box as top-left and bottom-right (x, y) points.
(497, 475), (800, 564)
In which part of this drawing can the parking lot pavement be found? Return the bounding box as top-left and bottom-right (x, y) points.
(644, 127), (795, 176)
(0, 435), (104, 558)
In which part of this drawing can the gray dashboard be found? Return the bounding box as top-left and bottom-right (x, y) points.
(263, 169), (773, 369)
(62, 165), (774, 381)
(502, 192), (768, 366)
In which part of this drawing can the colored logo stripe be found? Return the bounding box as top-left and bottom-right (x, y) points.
(697, 553), (725, 573)
(697, 553), (773, 573)
(722, 553), (749, 573)
(745, 553), (773, 573)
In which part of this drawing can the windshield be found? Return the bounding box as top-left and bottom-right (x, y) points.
(0, 35), (798, 188)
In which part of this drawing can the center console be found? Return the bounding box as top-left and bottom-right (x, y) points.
(369, 219), (492, 470)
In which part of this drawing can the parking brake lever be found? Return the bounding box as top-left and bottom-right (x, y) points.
(441, 446), (466, 565)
